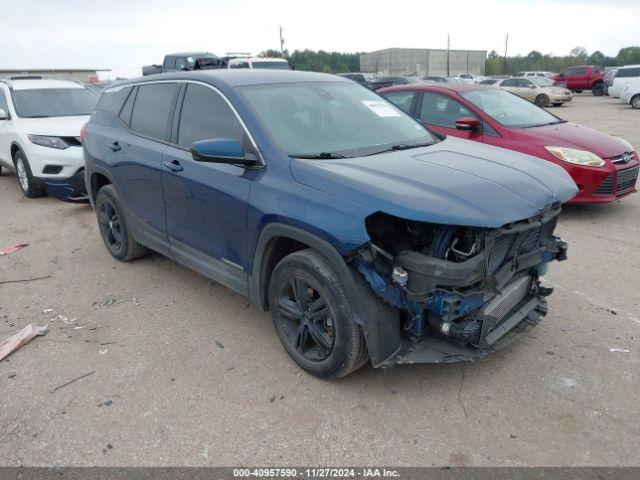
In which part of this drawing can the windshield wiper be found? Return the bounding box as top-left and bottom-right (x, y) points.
(365, 142), (435, 156)
(289, 152), (347, 159)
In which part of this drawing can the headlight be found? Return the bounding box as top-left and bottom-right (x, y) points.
(545, 146), (605, 167)
(28, 135), (69, 150)
(552, 89), (569, 95)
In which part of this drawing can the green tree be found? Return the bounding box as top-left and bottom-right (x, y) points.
(617, 46), (640, 65)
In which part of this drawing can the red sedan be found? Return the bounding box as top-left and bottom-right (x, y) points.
(379, 83), (638, 204)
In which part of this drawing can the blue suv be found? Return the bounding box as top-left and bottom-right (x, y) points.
(84, 70), (577, 379)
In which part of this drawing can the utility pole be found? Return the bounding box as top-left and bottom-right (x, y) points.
(446, 34), (451, 77)
(279, 26), (285, 56)
(503, 33), (509, 75)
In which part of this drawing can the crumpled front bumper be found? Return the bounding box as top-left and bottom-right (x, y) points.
(44, 168), (89, 204)
(393, 291), (547, 365)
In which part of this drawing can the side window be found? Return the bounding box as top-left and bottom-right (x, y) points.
(561, 68), (574, 77)
(118, 86), (137, 126)
(177, 84), (246, 149)
(592, 66), (602, 74)
(175, 57), (188, 71)
(501, 79), (518, 87)
(382, 91), (415, 114)
(96, 85), (132, 114)
(517, 79), (533, 88)
(230, 61), (249, 69)
(163, 56), (175, 70)
(0, 89), (9, 113)
(574, 67), (588, 75)
(418, 91), (475, 128)
(618, 67), (640, 78)
(129, 83), (179, 140)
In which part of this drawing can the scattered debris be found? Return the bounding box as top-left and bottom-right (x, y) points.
(226, 366), (235, 371)
(106, 443), (113, 450)
(609, 348), (630, 353)
(73, 326), (84, 330)
(132, 297), (140, 306)
(8, 372), (16, 379)
(215, 340), (224, 349)
(269, 395), (276, 403)
(0, 243), (28, 256)
(0, 275), (51, 285)
(42, 309), (53, 314)
(100, 296), (127, 307)
(98, 349), (108, 355)
(0, 324), (49, 361)
(50, 371), (95, 393)
(104, 400), (113, 406)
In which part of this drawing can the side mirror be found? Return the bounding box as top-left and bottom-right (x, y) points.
(455, 117), (481, 132)
(0, 108), (9, 120)
(190, 138), (258, 166)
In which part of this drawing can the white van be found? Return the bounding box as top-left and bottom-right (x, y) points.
(228, 57), (290, 70)
(609, 65), (640, 98)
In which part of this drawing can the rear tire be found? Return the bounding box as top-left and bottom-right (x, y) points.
(631, 95), (640, 110)
(592, 83), (604, 96)
(13, 150), (45, 198)
(268, 249), (368, 379)
(95, 185), (146, 261)
(535, 94), (550, 108)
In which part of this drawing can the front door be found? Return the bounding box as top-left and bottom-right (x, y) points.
(162, 83), (256, 294)
(416, 91), (483, 141)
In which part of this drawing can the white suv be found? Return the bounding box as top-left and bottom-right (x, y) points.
(621, 80), (640, 109)
(608, 65), (640, 98)
(0, 77), (97, 199)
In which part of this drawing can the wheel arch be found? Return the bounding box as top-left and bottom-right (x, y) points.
(249, 223), (402, 367)
(10, 141), (23, 163)
(88, 167), (114, 204)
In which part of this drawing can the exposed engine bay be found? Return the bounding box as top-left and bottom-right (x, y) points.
(350, 208), (568, 363)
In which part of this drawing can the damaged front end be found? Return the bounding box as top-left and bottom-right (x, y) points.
(350, 207), (567, 366)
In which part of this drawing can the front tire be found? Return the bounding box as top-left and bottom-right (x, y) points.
(268, 249), (368, 379)
(631, 95), (640, 110)
(95, 185), (146, 261)
(535, 94), (550, 108)
(552, 103), (562, 107)
(14, 150), (45, 198)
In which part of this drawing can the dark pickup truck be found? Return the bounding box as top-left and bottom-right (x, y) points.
(142, 52), (225, 76)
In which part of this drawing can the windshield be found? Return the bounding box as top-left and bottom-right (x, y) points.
(461, 88), (561, 128)
(239, 82), (437, 157)
(13, 88), (97, 118)
(252, 61), (290, 70)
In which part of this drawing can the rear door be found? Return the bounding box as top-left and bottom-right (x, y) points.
(108, 82), (179, 256)
(162, 82), (256, 294)
(415, 91), (482, 141)
(381, 90), (417, 115)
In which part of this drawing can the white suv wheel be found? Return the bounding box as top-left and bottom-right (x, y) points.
(16, 157), (29, 192)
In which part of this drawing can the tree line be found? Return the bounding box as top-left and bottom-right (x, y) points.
(261, 46), (640, 75)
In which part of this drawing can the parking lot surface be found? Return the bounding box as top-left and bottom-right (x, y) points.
(1, 95), (639, 467)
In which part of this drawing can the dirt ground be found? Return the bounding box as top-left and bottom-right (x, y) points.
(1, 95), (639, 467)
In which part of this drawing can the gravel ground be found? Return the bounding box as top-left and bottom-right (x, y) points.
(0, 94), (638, 467)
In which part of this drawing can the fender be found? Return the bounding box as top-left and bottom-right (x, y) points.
(249, 223), (402, 367)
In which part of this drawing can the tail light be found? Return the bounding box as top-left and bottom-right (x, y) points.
(80, 123), (88, 143)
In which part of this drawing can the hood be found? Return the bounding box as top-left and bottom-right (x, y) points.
(513, 121), (632, 159)
(290, 137), (577, 228)
(18, 115), (90, 137)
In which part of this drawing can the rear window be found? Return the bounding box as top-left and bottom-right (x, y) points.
(97, 85), (133, 114)
(129, 83), (179, 140)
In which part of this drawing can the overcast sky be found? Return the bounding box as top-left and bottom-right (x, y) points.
(1, 0), (638, 79)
